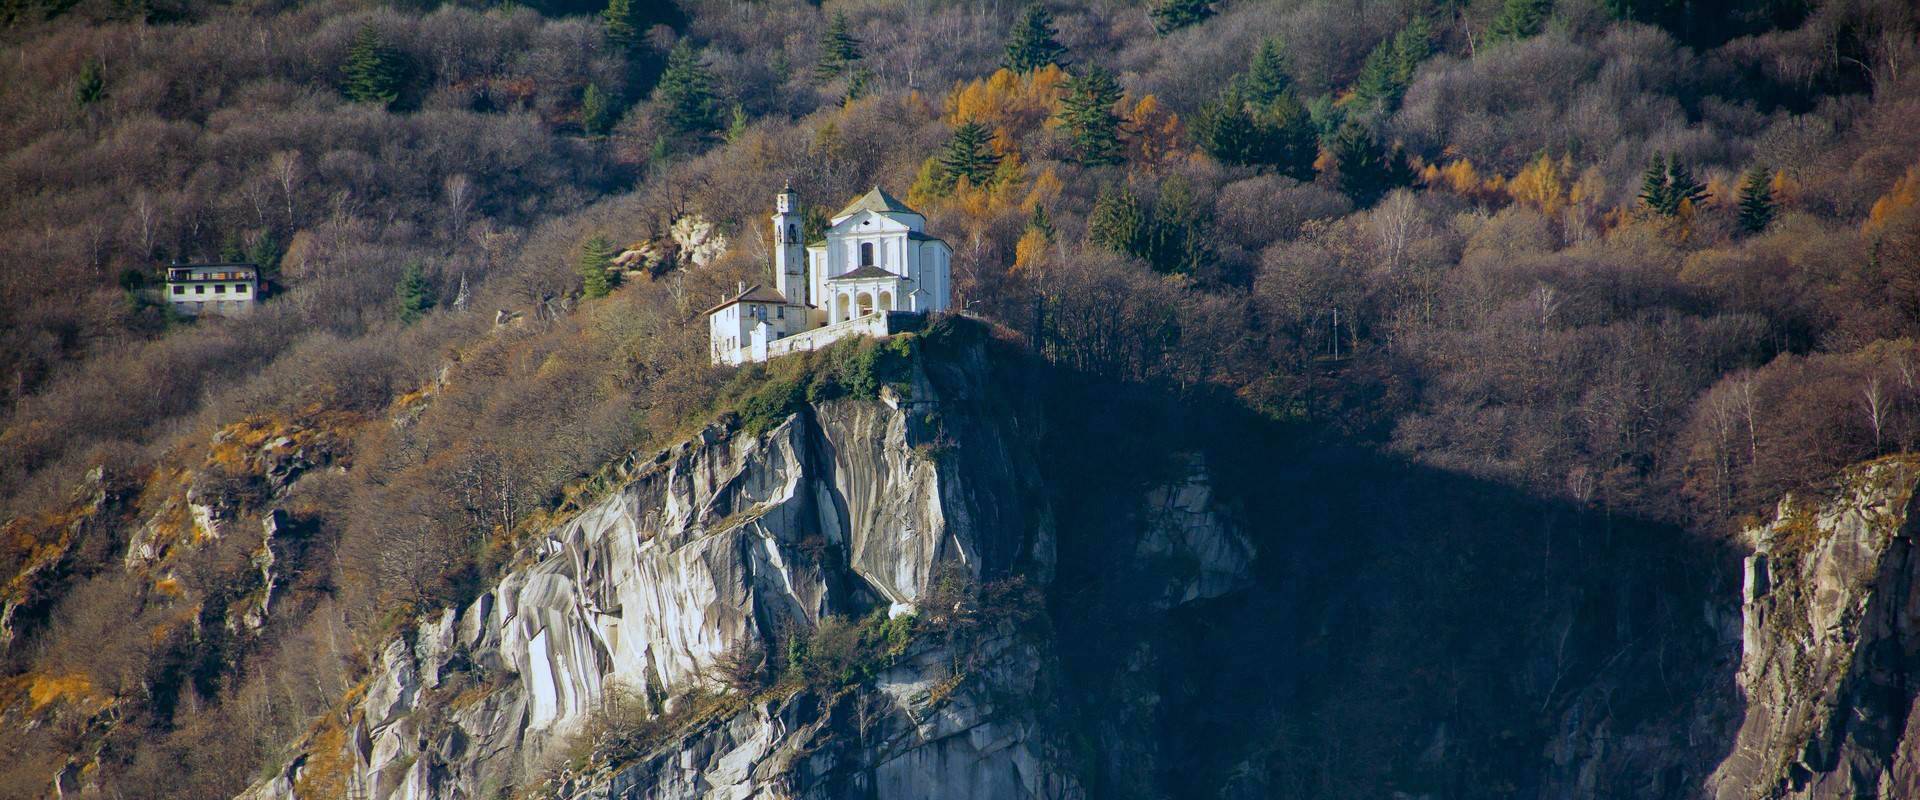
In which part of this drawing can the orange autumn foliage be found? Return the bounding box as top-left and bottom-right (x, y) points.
(1867, 165), (1920, 234)
(1124, 95), (1186, 168)
(944, 65), (1069, 146)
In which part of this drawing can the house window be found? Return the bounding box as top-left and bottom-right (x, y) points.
(215, 284), (227, 293)
(776, 306), (784, 319)
(195, 285), (205, 294)
(234, 285), (248, 294)
(171, 286), (183, 295)
(860, 242), (874, 266)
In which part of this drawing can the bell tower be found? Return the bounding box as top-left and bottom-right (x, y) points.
(772, 182), (806, 304)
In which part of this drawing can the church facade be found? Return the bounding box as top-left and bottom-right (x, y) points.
(707, 185), (952, 366)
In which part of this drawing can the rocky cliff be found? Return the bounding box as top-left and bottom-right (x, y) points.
(228, 340), (1920, 800)
(1708, 457), (1920, 800)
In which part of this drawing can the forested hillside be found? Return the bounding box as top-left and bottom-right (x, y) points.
(0, 0), (1916, 795)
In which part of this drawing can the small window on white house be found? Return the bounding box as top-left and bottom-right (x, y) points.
(172, 286), (183, 295)
(860, 242), (874, 266)
(195, 285), (205, 294)
(215, 284), (227, 293)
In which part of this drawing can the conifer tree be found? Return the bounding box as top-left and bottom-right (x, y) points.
(1029, 203), (1055, 239)
(581, 83), (615, 136)
(1737, 166), (1777, 233)
(1240, 38), (1292, 106)
(937, 122), (1002, 191)
(1148, 175), (1210, 275)
(601, 0), (641, 52)
(1150, 0), (1213, 34)
(395, 261), (436, 324)
(1638, 154), (1709, 217)
(343, 24), (409, 109)
(815, 12), (864, 82)
(74, 58), (105, 108)
(655, 42), (723, 141)
(1350, 17), (1430, 112)
(1087, 183), (1150, 259)
(1332, 123), (1413, 207)
(578, 235), (619, 298)
(1486, 0), (1552, 45)
(248, 232), (282, 278)
(1004, 4), (1068, 72)
(1057, 66), (1125, 167)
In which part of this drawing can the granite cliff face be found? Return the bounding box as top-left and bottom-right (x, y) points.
(229, 343), (1920, 800)
(1708, 457), (1920, 800)
(238, 346), (1251, 800)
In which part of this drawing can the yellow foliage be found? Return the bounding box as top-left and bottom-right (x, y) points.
(1506, 153), (1575, 218)
(1313, 147), (1336, 174)
(1418, 159), (1506, 203)
(1013, 227), (1050, 273)
(25, 672), (96, 711)
(944, 65), (1068, 144)
(1023, 168), (1063, 212)
(1866, 164), (1920, 234)
(1124, 95), (1186, 168)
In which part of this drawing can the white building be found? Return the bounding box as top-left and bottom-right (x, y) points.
(707, 185), (952, 366)
(164, 263), (261, 317)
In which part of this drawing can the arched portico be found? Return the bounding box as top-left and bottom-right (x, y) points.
(878, 290), (893, 311)
(856, 291), (875, 318)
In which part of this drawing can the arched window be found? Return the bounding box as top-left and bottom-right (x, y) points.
(786, 224), (797, 244)
(860, 242), (874, 266)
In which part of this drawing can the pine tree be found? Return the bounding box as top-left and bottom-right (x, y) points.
(1148, 175), (1210, 275)
(1351, 18), (1430, 111)
(1239, 38), (1292, 106)
(1737, 166), (1777, 233)
(247, 232), (282, 277)
(1332, 123), (1412, 207)
(1486, 0), (1552, 45)
(1150, 0), (1213, 34)
(395, 261), (436, 324)
(1057, 66), (1124, 167)
(1638, 154), (1709, 217)
(1004, 4), (1068, 72)
(815, 12), (864, 82)
(601, 0), (641, 52)
(937, 122), (1002, 191)
(1086, 183), (1150, 259)
(655, 42), (723, 140)
(74, 58), (105, 108)
(578, 235), (619, 298)
(581, 83), (615, 136)
(343, 24), (409, 108)
(1029, 203), (1055, 239)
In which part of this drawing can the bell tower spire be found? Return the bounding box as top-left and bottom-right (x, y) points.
(772, 181), (805, 304)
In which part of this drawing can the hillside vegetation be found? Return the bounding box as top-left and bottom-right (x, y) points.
(0, 0), (1917, 795)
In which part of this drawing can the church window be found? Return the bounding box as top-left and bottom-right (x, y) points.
(787, 224), (797, 243)
(860, 242), (874, 266)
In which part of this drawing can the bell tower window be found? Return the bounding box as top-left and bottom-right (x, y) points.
(860, 242), (874, 266)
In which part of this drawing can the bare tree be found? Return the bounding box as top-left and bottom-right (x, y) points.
(269, 150), (303, 228)
(1863, 374), (1887, 454)
(444, 174), (475, 236)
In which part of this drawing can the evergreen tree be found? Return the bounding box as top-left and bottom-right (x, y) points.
(247, 232), (282, 278)
(581, 83), (615, 136)
(74, 58), (105, 108)
(1350, 18), (1430, 112)
(937, 121), (1002, 191)
(600, 0), (641, 52)
(1239, 38), (1292, 106)
(1004, 4), (1068, 72)
(1029, 203), (1055, 239)
(343, 24), (409, 108)
(815, 12), (864, 82)
(1486, 0), (1553, 44)
(1150, 0), (1213, 34)
(1086, 183), (1150, 259)
(395, 261), (436, 324)
(1057, 66), (1124, 167)
(1192, 85), (1317, 180)
(1638, 154), (1709, 217)
(578, 235), (619, 298)
(1737, 166), (1777, 233)
(1147, 175), (1210, 275)
(219, 232), (247, 263)
(655, 42), (723, 140)
(1332, 123), (1412, 207)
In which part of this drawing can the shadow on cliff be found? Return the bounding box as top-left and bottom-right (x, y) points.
(999, 357), (1751, 800)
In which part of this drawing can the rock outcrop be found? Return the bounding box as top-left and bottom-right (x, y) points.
(241, 348), (1101, 800)
(1709, 457), (1920, 800)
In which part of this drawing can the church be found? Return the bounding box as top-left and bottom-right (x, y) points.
(706, 184), (953, 366)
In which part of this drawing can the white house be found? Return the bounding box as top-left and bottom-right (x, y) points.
(164, 262), (261, 317)
(707, 185), (952, 366)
